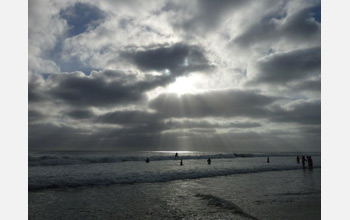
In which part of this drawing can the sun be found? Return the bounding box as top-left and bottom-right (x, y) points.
(166, 76), (197, 95)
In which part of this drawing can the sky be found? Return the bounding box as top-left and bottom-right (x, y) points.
(28, 0), (321, 152)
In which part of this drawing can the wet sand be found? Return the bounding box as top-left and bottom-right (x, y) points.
(29, 168), (320, 220)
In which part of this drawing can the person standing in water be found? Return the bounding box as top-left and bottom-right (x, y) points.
(145, 157), (150, 163)
(180, 159), (183, 166)
(296, 155), (300, 164)
(207, 158), (211, 165)
(267, 156), (270, 163)
(302, 155), (306, 168)
(175, 152), (178, 158)
(308, 156), (313, 168)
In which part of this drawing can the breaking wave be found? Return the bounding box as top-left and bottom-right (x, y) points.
(28, 164), (320, 191)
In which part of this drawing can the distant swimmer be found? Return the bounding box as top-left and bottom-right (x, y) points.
(267, 156), (270, 163)
(145, 157), (150, 163)
(175, 152), (178, 158)
(302, 155), (306, 168)
(307, 156), (313, 168)
(180, 159), (183, 166)
(207, 158), (211, 165)
(296, 155), (300, 164)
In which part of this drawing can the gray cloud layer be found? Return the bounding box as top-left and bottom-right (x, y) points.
(149, 90), (277, 118)
(28, 0), (321, 152)
(251, 47), (320, 84)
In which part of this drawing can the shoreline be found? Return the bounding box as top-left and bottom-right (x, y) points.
(29, 168), (320, 220)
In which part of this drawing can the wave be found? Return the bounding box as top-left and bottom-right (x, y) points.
(28, 154), (233, 166)
(28, 152), (316, 166)
(28, 165), (320, 191)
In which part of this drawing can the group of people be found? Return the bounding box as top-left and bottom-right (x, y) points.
(146, 153), (314, 168)
(296, 155), (313, 168)
(146, 153), (212, 166)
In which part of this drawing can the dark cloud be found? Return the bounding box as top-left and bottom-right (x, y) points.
(28, 71), (144, 107)
(73, 108), (262, 130)
(28, 122), (166, 150)
(29, 123), (94, 150)
(28, 122), (320, 151)
(60, 3), (106, 37)
(28, 74), (45, 102)
(149, 90), (277, 118)
(271, 99), (321, 125)
(298, 125), (321, 135)
(96, 110), (162, 125)
(290, 79), (321, 92)
(66, 109), (95, 119)
(50, 72), (146, 107)
(251, 47), (320, 84)
(28, 109), (45, 123)
(122, 43), (212, 75)
(149, 90), (319, 126)
(234, 4), (321, 47)
(35, 66), (214, 107)
(32, 43), (213, 107)
(281, 4), (321, 41)
(228, 122), (262, 128)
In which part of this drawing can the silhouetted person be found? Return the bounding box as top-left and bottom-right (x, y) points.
(302, 155), (306, 168)
(175, 152), (178, 158)
(267, 156), (270, 163)
(180, 159), (183, 166)
(207, 158), (211, 165)
(145, 157), (150, 163)
(296, 155), (300, 164)
(308, 156), (313, 168)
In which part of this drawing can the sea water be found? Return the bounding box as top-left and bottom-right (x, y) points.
(29, 151), (321, 219)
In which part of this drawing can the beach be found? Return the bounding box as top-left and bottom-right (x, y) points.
(29, 151), (320, 219)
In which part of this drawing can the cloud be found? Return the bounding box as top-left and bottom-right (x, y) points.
(169, 0), (250, 34)
(49, 71), (146, 107)
(233, 3), (321, 48)
(271, 99), (321, 125)
(28, 0), (67, 73)
(121, 43), (213, 75)
(28, 74), (46, 102)
(28, 122), (320, 151)
(149, 90), (277, 118)
(29, 42), (215, 108)
(29, 123), (96, 150)
(149, 90), (320, 126)
(96, 110), (162, 125)
(31, 67), (217, 107)
(165, 119), (261, 129)
(28, 0), (321, 151)
(250, 47), (320, 84)
(289, 79), (321, 92)
(28, 109), (45, 123)
(66, 109), (95, 119)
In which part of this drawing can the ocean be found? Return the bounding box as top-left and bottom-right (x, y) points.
(29, 151), (321, 219)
